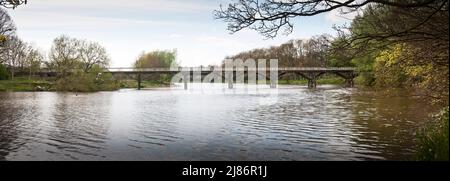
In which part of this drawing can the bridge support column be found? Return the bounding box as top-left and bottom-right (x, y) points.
(335, 72), (358, 88)
(228, 79), (233, 89)
(345, 78), (354, 88)
(184, 80), (188, 90)
(307, 79), (317, 88)
(270, 79), (277, 88)
(298, 72), (323, 89)
(137, 73), (141, 90)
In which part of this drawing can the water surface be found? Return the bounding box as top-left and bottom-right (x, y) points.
(0, 84), (435, 160)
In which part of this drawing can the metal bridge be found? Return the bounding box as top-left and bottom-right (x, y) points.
(106, 67), (358, 89)
(32, 67), (358, 89)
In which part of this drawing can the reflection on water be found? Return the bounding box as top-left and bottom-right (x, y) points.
(0, 84), (436, 160)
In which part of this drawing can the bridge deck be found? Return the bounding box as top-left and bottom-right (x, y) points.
(106, 67), (356, 73)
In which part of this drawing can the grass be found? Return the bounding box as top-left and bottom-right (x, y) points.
(1, 77), (171, 92)
(415, 107), (449, 161)
(0, 77), (54, 92)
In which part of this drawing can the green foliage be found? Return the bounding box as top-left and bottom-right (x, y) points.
(329, 3), (449, 106)
(55, 66), (119, 92)
(46, 35), (116, 92)
(416, 107), (449, 161)
(134, 50), (178, 68)
(0, 64), (9, 80)
(327, 36), (355, 67)
(352, 52), (377, 86)
(374, 44), (409, 88)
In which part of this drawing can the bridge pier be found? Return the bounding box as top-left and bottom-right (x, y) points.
(335, 72), (358, 88)
(228, 79), (233, 89)
(345, 78), (354, 88)
(307, 79), (317, 88)
(270, 79), (277, 88)
(137, 73), (141, 90)
(298, 72), (324, 89)
(184, 80), (188, 90)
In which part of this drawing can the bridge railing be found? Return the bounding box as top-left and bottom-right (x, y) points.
(106, 67), (356, 72)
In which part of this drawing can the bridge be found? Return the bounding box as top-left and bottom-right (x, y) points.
(31, 67), (357, 89)
(106, 67), (358, 89)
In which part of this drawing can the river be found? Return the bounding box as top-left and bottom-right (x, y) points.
(0, 84), (436, 160)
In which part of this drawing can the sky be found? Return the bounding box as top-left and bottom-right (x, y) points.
(6, 0), (355, 67)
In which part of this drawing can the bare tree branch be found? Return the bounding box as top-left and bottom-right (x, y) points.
(214, 0), (442, 38)
(0, 0), (27, 9)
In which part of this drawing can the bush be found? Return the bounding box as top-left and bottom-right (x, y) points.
(0, 64), (10, 80)
(416, 107), (449, 161)
(55, 68), (119, 92)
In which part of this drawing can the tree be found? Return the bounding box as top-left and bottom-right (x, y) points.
(49, 35), (111, 76)
(0, 63), (8, 80)
(214, 0), (444, 38)
(134, 50), (178, 69)
(340, 1), (448, 57)
(47, 35), (116, 92)
(24, 45), (43, 78)
(79, 40), (110, 73)
(226, 34), (332, 67)
(0, 35), (26, 79)
(48, 35), (81, 77)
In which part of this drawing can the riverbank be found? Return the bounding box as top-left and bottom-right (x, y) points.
(0, 78), (55, 92)
(0, 77), (171, 92)
(1, 78), (347, 92)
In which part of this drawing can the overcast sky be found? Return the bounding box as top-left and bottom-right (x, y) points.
(6, 0), (354, 67)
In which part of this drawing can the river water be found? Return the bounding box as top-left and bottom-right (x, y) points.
(0, 84), (436, 160)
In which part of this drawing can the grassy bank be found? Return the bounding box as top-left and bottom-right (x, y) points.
(416, 107), (449, 161)
(2, 77), (348, 92)
(0, 77), (54, 92)
(0, 77), (172, 92)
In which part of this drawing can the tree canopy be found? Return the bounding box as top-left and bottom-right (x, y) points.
(134, 50), (178, 69)
(218, 0), (448, 104)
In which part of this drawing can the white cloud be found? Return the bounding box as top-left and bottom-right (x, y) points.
(11, 12), (182, 30)
(6, 0), (338, 67)
(169, 34), (183, 38)
(17, 0), (216, 13)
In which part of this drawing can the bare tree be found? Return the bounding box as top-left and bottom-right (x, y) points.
(0, 35), (26, 79)
(48, 35), (111, 76)
(49, 35), (81, 77)
(0, 7), (15, 48)
(78, 40), (110, 73)
(214, 0), (443, 38)
(24, 45), (43, 78)
(1, 0), (27, 9)
(227, 34), (332, 67)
